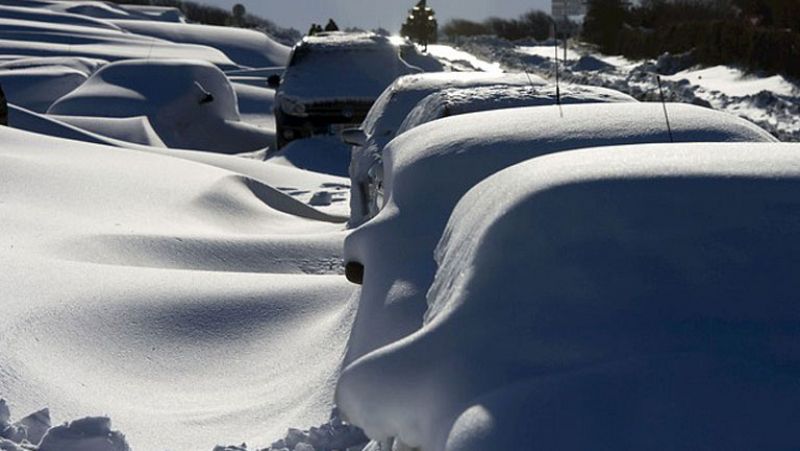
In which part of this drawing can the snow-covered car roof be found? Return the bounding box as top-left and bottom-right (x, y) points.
(361, 71), (547, 139)
(341, 102), (776, 369)
(300, 31), (393, 51)
(348, 71), (549, 226)
(397, 83), (637, 135)
(278, 32), (418, 103)
(338, 142), (800, 450)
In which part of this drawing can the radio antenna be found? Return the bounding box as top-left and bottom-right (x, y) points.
(656, 75), (674, 143)
(553, 24), (563, 117)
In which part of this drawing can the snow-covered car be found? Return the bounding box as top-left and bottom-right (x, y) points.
(353, 83), (636, 222)
(340, 102), (776, 368)
(274, 32), (419, 149)
(337, 142), (800, 451)
(345, 71), (550, 226)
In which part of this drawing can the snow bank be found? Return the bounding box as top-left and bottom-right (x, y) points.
(349, 71), (548, 226)
(48, 59), (273, 153)
(397, 83), (636, 135)
(452, 37), (800, 141)
(338, 142), (800, 450)
(111, 20), (290, 69)
(0, 126), (356, 450)
(341, 102), (776, 367)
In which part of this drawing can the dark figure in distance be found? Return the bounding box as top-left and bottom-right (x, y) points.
(324, 19), (340, 31)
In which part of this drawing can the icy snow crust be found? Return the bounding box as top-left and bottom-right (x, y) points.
(349, 71), (548, 226)
(339, 142), (800, 450)
(341, 102), (776, 369)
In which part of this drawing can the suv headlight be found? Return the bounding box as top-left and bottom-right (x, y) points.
(279, 96), (308, 117)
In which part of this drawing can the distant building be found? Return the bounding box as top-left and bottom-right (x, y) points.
(552, 0), (587, 20)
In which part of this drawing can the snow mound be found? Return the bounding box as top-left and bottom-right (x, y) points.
(397, 83), (635, 135)
(111, 20), (290, 68)
(48, 59), (273, 152)
(342, 102), (777, 368)
(339, 142), (800, 450)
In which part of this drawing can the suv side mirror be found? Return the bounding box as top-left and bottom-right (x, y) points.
(341, 128), (367, 146)
(267, 74), (281, 88)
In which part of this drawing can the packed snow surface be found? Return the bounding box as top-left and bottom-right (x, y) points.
(0, 126), (356, 450)
(342, 102), (776, 368)
(339, 142), (800, 450)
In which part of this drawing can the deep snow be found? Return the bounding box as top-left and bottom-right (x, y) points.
(339, 142), (800, 450)
(0, 2), (794, 449)
(341, 102), (776, 371)
(0, 126), (356, 450)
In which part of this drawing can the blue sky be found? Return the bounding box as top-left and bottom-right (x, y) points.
(197, 0), (551, 33)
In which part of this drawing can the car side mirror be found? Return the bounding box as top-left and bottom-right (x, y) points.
(267, 74), (281, 88)
(341, 128), (367, 146)
(345, 261), (364, 285)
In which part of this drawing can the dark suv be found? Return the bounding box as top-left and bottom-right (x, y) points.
(274, 32), (419, 149)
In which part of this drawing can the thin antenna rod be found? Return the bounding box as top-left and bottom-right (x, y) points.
(554, 23), (563, 117)
(656, 75), (674, 143)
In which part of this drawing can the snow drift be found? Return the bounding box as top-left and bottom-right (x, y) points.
(110, 20), (290, 68)
(342, 102), (777, 368)
(0, 126), (355, 450)
(338, 142), (800, 450)
(48, 58), (273, 152)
